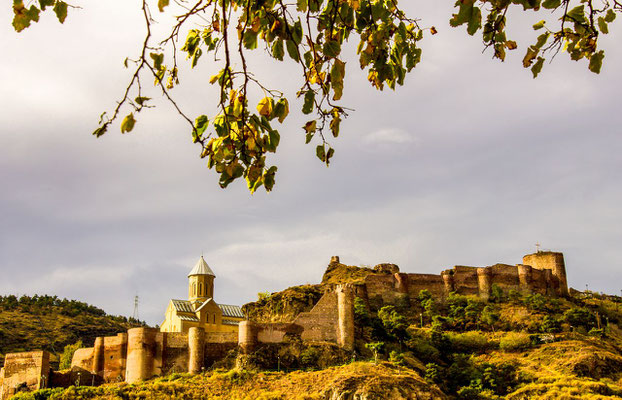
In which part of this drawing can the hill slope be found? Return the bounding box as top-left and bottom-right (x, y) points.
(0, 295), (142, 367)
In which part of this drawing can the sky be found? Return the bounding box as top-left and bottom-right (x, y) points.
(1, 1), (621, 326)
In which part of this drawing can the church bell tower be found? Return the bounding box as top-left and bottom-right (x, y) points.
(188, 255), (215, 307)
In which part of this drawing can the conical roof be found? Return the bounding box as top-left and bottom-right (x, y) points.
(188, 256), (215, 277)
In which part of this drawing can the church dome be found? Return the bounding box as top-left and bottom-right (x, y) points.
(188, 255), (215, 277)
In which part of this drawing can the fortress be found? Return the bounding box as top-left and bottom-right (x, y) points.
(0, 250), (568, 399)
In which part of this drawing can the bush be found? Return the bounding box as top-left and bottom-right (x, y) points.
(300, 347), (320, 368)
(564, 308), (597, 330)
(448, 332), (493, 353)
(59, 341), (82, 370)
(499, 332), (532, 352)
(406, 334), (441, 362)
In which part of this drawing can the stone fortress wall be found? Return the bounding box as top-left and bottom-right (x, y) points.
(363, 251), (568, 307)
(0, 251), (568, 398)
(238, 284), (355, 354)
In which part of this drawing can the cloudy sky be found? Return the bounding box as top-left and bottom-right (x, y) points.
(1, 1), (621, 325)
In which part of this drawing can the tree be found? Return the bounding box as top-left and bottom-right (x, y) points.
(365, 341), (384, 363)
(11, 0), (620, 192)
(378, 305), (409, 345)
(59, 340), (82, 370)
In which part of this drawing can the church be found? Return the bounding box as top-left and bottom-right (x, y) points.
(160, 256), (244, 333)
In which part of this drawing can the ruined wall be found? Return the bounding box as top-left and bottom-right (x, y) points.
(239, 285), (355, 353)
(71, 348), (93, 371)
(0, 351), (50, 400)
(295, 290), (340, 343)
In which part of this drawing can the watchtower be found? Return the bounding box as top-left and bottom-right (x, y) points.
(522, 251), (568, 296)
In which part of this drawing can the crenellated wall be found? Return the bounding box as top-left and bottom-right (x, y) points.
(361, 253), (568, 308)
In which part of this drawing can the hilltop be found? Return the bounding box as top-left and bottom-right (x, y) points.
(0, 295), (142, 367)
(9, 260), (622, 399)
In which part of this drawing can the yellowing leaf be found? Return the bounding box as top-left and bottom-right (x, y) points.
(304, 120), (317, 133)
(120, 113), (136, 133)
(158, 0), (169, 12)
(257, 97), (273, 117)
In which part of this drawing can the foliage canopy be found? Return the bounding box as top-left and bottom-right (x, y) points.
(12, 0), (620, 192)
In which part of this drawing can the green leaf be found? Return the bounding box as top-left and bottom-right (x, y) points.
(323, 40), (342, 58)
(53, 1), (67, 23)
(292, 20), (303, 45)
(191, 48), (202, 68)
(12, 2), (40, 32)
(597, 17), (608, 34)
(604, 9), (616, 23)
(532, 20), (545, 30)
(330, 114), (341, 138)
(325, 147), (335, 165)
(302, 91), (315, 115)
(273, 98), (289, 123)
(523, 46), (538, 67)
(39, 0), (54, 11)
(243, 30), (258, 50)
(158, 0), (169, 12)
(566, 5), (585, 23)
(316, 145), (326, 162)
(267, 130), (280, 152)
(296, 0), (308, 12)
(535, 32), (550, 49)
(589, 50), (604, 74)
(271, 39), (284, 61)
(330, 59), (346, 100)
(531, 56), (545, 78)
(305, 132), (313, 144)
(541, 0), (560, 9)
(121, 114), (136, 133)
(194, 115), (209, 141)
(450, 2), (482, 36)
(134, 96), (151, 106)
(92, 125), (108, 138)
(263, 166), (278, 192)
(286, 40), (300, 62)
(150, 53), (164, 70)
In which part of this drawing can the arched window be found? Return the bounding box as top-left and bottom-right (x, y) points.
(199, 282), (203, 296)
(193, 283), (196, 296)
(213, 314), (216, 324)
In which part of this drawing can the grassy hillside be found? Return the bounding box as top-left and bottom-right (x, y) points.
(13, 362), (447, 400)
(0, 295), (142, 367)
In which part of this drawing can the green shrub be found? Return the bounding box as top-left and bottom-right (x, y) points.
(59, 340), (82, 370)
(448, 332), (492, 353)
(300, 346), (320, 367)
(499, 332), (532, 352)
(406, 334), (440, 362)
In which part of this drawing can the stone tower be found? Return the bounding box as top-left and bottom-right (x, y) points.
(188, 256), (215, 307)
(522, 251), (568, 296)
